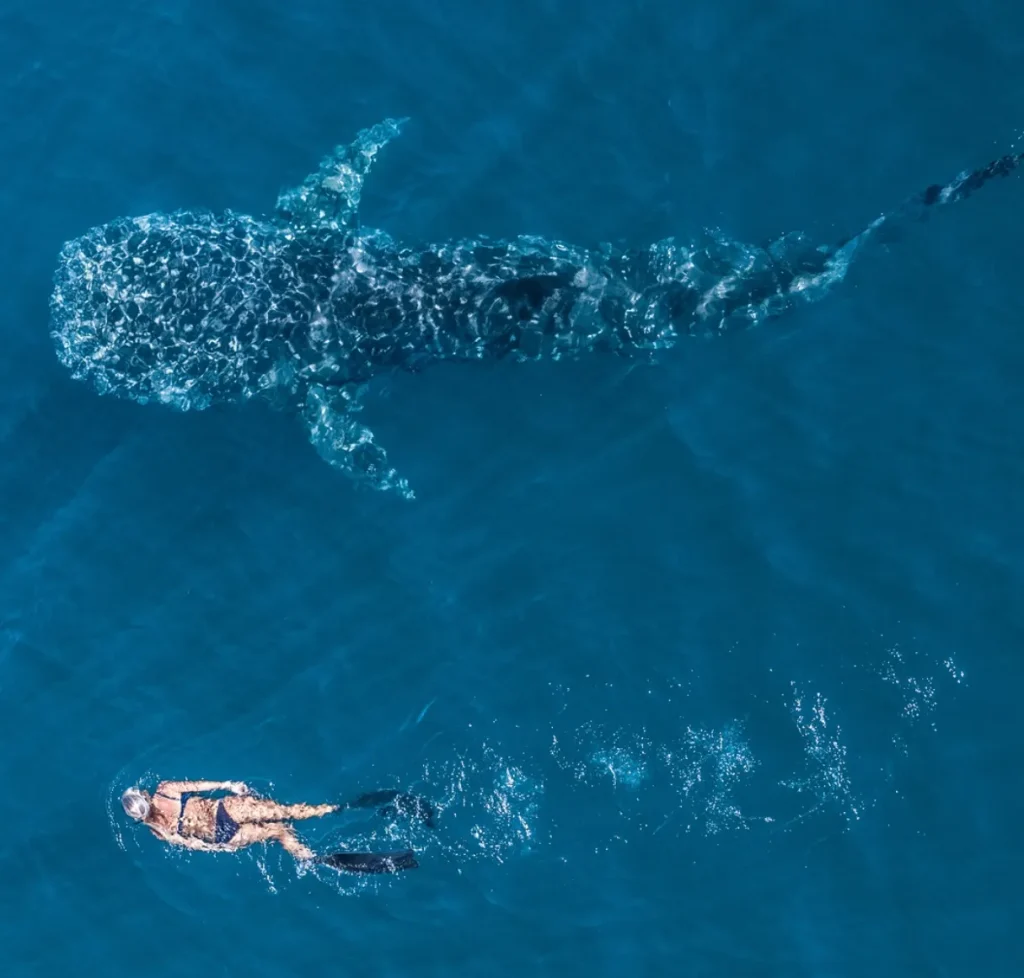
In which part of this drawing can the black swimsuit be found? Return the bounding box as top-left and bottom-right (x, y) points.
(158, 790), (241, 844)
(213, 799), (241, 844)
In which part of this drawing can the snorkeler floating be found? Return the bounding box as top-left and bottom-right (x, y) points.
(121, 779), (435, 873)
(50, 119), (1023, 498)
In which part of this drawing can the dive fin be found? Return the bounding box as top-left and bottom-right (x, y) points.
(303, 383), (414, 499)
(275, 117), (408, 230)
(341, 790), (437, 828)
(316, 849), (419, 874)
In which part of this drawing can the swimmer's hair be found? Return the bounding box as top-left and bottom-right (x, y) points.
(121, 788), (151, 821)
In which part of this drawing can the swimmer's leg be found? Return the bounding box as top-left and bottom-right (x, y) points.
(230, 816), (418, 873)
(222, 797), (339, 823)
(232, 822), (315, 861)
(340, 790), (437, 828)
(315, 849), (419, 874)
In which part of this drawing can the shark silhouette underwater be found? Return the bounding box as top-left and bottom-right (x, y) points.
(50, 118), (1022, 498)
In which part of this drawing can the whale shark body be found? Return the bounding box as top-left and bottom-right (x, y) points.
(50, 119), (1022, 498)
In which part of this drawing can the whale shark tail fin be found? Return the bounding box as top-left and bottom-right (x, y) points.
(729, 149), (1024, 329)
(276, 117), (408, 230)
(908, 151), (1024, 212)
(302, 383), (415, 500)
(832, 150), (1024, 257)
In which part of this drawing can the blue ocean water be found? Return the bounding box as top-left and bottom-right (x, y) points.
(2, 0), (1024, 974)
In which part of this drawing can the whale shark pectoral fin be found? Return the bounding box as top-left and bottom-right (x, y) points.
(302, 384), (414, 500)
(275, 117), (409, 229)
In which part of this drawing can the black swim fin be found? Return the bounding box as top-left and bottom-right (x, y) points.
(340, 790), (437, 829)
(315, 849), (419, 874)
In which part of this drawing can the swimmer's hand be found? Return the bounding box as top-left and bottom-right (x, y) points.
(156, 780), (253, 797)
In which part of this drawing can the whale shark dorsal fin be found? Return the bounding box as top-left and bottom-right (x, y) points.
(302, 383), (414, 499)
(276, 117), (408, 230)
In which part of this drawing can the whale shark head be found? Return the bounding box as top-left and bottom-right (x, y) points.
(49, 118), (413, 422)
(50, 211), (280, 411)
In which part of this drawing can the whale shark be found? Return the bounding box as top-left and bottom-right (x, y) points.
(50, 118), (1022, 498)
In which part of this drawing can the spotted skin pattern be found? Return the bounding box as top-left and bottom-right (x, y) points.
(50, 119), (1022, 498)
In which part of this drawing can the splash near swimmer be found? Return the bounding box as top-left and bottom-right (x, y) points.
(49, 118), (1022, 498)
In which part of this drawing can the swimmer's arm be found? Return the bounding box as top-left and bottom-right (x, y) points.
(148, 825), (222, 852)
(156, 780), (250, 797)
(170, 835), (225, 853)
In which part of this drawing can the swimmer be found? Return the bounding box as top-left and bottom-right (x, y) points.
(121, 779), (435, 874)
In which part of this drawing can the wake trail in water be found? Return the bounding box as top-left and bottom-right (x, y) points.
(107, 639), (968, 893)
